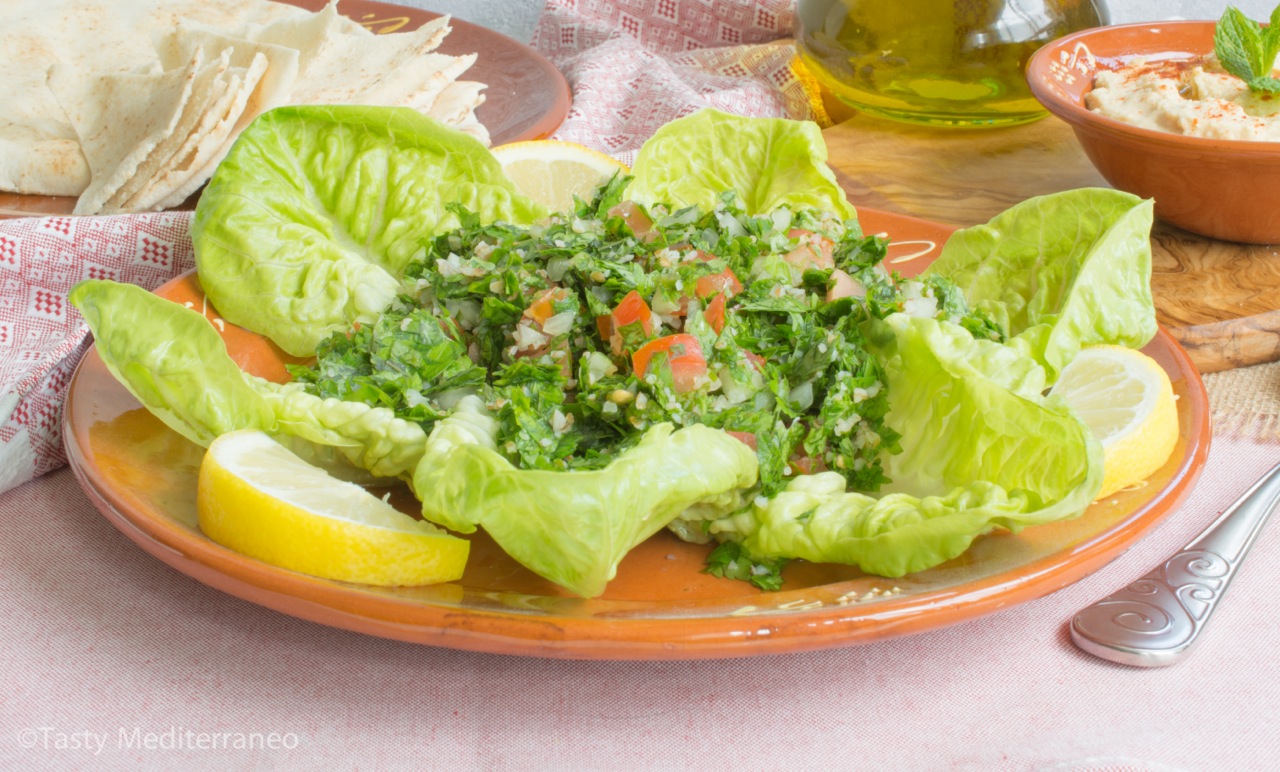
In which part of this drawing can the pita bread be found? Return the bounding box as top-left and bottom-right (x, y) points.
(0, 0), (305, 196)
(144, 53), (276, 212)
(102, 47), (233, 212)
(418, 80), (486, 122)
(255, 7), (466, 107)
(2, 0), (490, 207)
(419, 80), (490, 144)
(0, 137), (87, 197)
(119, 24), (300, 212)
(49, 49), (205, 215)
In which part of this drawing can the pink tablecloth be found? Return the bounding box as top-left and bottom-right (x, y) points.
(2, 435), (1277, 770)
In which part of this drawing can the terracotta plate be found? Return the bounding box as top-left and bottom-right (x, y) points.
(62, 208), (1211, 659)
(0, 0), (570, 218)
(1025, 21), (1280, 243)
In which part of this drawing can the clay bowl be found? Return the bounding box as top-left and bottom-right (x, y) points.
(1027, 21), (1280, 245)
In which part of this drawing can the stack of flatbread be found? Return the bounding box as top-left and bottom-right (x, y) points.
(0, 0), (488, 215)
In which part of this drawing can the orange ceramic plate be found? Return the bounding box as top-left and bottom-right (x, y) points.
(0, 0), (570, 218)
(62, 208), (1211, 660)
(1025, 21), (1280, 243)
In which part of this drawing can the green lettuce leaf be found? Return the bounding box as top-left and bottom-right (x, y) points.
(626, 108), (856, 217)
(706, 473), (1050, 578)
(923, 188), (1156, 382)
(872, 314), (1101, 502)
(251, 379), (428, 479)
(412, 397), (758, 597)
(193, 105), (546, 357)
(69, 279), (428, 479)
(69, 279), (275, 446)
(695, 313), (1102, 578)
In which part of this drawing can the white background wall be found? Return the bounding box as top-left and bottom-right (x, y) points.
(1111, 0), (1275, 23)
(398, 1), (1279, 43)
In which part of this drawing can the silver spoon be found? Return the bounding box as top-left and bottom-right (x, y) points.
(1070, 461), (1280, 667)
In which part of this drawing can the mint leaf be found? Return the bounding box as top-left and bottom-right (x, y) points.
(1217, 7), (1264, 80)
(1216, 4), (1280, 93)
(1268, 5), (1280, 65)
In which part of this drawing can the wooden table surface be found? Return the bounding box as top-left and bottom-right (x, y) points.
(821, 109), (1280, 374)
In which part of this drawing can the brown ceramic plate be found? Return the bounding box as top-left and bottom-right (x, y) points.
(0, 0), (570, 218)
(62, 207), (1211, 659)
(1026, 21), (1280, 244)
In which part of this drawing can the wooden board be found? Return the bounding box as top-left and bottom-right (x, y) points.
(822, 107), (1280, 373)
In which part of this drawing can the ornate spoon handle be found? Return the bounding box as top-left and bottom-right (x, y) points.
(1071, 461), (1280, 667)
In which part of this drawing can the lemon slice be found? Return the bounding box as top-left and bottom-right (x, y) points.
(1050, 345), (1179, 500)
(197, 430), (468, 586)
(492, 139), (628, 212)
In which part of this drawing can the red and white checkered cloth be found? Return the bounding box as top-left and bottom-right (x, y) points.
(0, 214), (195, 493)
(0, 0), (815, 494)
(531, 0), (815, 164)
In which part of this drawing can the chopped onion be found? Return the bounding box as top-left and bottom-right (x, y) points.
(513, 322), (548, 350)
(542, 310), (576, 336)
(770, 208), (793, 234)
(585, 351), (616, 384)
(546, 256), (570, 282)
(788, 380), (815, 411)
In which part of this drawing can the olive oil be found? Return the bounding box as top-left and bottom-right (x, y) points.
(796, 0), (1105, 126)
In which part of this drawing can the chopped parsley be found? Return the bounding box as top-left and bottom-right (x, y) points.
(285, 175), (1006, 588)
(704, 541), (788, 592)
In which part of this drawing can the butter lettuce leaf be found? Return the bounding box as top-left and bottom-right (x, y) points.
(626, 108), (856, 217)
(193, 105), (546, 357)
(693, 313), (1102, 578)
(69, 279), (275, 447)
(413, 398), (758, 597)
(251, 380), (427, 479)
(872, 315), (1101, 502)
(923, 188), (1156, 382)
(707, 474), (1048, 578)
(69, 279), (428, 479)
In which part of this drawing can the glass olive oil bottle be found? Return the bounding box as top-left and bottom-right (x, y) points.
(796, 0), (1106, 126)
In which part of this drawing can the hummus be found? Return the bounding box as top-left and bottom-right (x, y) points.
(1086, 54), (1280, 141)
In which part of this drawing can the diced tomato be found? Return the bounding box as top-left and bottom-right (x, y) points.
(610, 290), (653, 354)
(788, 454), (828, 475)
(725, 431), (758, 451)
(785, 228), (835, 271)
(524, 287), (572, 326)
(674, 294), (692, 319)
(826, 268), (864, 302)
(694, 267), (743, 300)
(703, 293), (727, 334)
(632, 334), (707, 393)
(743, 350), (766, 372)
(611, 290), (652, 332)
(608, 201), (657, 242)
(596, 314), (613, 341)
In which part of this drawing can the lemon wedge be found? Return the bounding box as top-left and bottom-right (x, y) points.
(196, 430), (468, 586)
(1050, 345), (1179, 500)
(492, 139), (628, 212)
